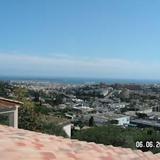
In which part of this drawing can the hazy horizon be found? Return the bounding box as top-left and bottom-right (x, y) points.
(1, 75), (160, 85)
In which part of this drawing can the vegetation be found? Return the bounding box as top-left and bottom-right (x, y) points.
(18, 100), (67, 137)
(1, 82), (160, 153)
(89, 116), (95, 126)
(0, 81), (11, 98)
(11, 87), (67, 137)
(72, 125), (160, 153)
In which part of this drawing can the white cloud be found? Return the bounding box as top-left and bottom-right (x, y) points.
(0, 53), (159, 79)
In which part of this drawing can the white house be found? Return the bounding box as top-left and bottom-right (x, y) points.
(83, 113), (130, 126)
(115, 115), (130, 126)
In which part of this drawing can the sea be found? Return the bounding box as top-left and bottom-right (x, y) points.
(0, 76), (160, 85)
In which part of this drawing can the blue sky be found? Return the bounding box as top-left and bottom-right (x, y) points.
(0, 0), (160, 79)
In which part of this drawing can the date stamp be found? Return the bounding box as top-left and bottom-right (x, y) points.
(136, 141), (160, 149)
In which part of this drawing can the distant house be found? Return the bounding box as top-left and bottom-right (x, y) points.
(73, 105), (94, 113)
(137, 108), (153, 114)
(83, 113), (130, 126)
(0, 97), (22, 128)
(130, 119), (160, 129)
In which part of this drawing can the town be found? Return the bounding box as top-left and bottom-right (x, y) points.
(2, 80), (160, 154)
(3, 80), (160, 130)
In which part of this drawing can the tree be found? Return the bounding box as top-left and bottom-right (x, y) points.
(89, 116), (95, 126)
(0, 81), (10, 98)
(14, 87), (28, 101)
(18, 101), (42, 131)
(72, 125), (160, 153)
(33, 91), (40, 102)
(136, 113), (148, 119)
(18, 99), (66, 137)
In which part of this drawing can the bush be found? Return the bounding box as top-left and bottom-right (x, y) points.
(18, 101), (67, 137)
(72, 125), (160, 153)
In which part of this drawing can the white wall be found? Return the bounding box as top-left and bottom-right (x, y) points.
(63, 124), (72, 138)
(116, 116), (130, 126)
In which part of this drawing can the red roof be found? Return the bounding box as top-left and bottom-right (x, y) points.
(0, 125), (160, 160)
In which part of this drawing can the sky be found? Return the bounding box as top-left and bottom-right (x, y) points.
(0, 0), (160, 79)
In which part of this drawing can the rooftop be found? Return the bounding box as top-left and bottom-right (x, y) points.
(0, 97), (22, 112)
(89, 113), (129, 120)
(131, 119), (160, 128)
(0, 125), (160, 160)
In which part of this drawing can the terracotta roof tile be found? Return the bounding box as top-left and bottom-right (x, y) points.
(0, 125), (159, 160)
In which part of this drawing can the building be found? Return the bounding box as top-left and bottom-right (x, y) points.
(73, 105), (94, 113)
(113, 114), (130, 126)
(0, 97), (73, 138)
(62, 123), (72, 138)
(82, 113), (130, 126)
(137, 108), (153, 114)
(131, 119), (160, 129)
(0, 125), (159, 160)
(0, 97), (22, 128)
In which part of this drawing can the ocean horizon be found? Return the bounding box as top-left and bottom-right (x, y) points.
(0, 76), (160, 85)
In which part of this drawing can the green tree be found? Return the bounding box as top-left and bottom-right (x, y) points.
(18, 101), (42, 131)
(72, 125), (160, 153)
(4, 86), (66, 137)
(0, 81), (10, 97)
(89, 116), (95, 126)
(14, 87), (28, 101)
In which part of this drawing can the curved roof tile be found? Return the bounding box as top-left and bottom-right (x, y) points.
(0, 125), (159, 160)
